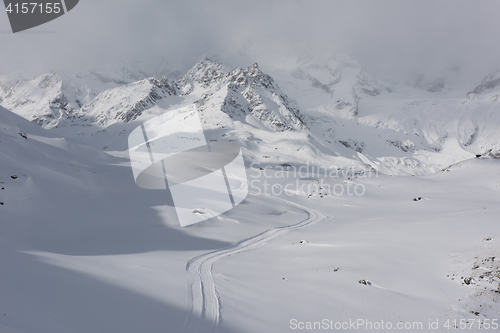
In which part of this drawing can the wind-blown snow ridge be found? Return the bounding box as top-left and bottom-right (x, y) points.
(182, 195), (329, 333)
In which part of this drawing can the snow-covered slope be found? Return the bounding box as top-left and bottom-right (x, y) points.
(0, 105), (191, 333)
(269, 57), (500, 174)
(2, 102), (499, 332)
(274, 54), (386, 119)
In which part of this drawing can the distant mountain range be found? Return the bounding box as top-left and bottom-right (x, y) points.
(1, 55), (499, 175)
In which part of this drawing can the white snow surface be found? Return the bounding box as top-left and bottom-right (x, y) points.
(1, 54), (500, 332)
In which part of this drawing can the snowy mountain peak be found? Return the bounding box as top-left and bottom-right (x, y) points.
(77, 76), (178, 125)
(0, 71), (82, 128)
(194, 62), (307, 133)
(469, 69), (500, 95)
(227, 63), (279, 90)
(177, 56), (226, 95)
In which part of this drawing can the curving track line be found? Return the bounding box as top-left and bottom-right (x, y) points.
(182, 195), (330, 333)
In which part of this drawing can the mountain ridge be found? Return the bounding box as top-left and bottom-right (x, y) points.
(1, 55), (500, 176)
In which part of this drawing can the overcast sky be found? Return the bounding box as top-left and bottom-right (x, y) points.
(1, 0), (499, 83)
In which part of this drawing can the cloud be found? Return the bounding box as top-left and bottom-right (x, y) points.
(1, 0), (499, 83)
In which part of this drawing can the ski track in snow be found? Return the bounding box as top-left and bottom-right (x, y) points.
(182, 195), (329, 333)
